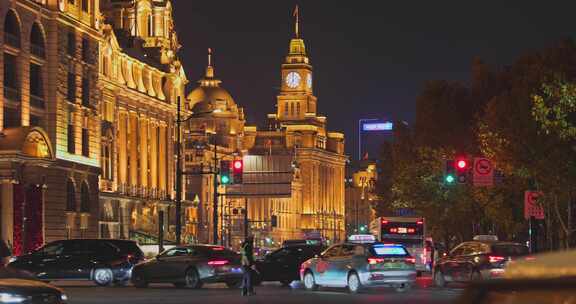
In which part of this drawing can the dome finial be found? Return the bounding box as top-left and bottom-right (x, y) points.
(206, 48), (214, 78)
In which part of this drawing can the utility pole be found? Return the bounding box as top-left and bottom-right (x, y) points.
(175, 97), (183, 245)
(212, 135), (219, 245)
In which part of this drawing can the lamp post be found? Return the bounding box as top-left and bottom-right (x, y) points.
(175, 96), (221, 245)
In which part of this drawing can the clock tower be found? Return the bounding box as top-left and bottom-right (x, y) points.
(277, 6), (317, 122)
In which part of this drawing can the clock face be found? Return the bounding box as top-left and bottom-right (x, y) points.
(306, 73), (312, 89)
(286, 72), (301, 89)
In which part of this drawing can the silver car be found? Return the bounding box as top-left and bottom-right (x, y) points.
(299, 242), (417, 293)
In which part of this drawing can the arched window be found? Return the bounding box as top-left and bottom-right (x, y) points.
(4, 10), (20, 48)
(80, 182), (90, 212)
(30, 22), (45, 58)
(66, 179), (76, 211)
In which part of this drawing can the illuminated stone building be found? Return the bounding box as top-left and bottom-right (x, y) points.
(185, 9), (347, 248)
(0, 0), (103, 254)
(97, 0), (187, 243)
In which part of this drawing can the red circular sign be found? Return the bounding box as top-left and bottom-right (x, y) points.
(475, 158), (492, 175)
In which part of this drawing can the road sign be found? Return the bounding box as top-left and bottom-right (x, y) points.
(524, 191), (545, 220)
(473, 158), (494, 187)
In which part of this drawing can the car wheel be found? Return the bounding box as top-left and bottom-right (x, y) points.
(183, 268), (202, 289)
(279, 279), (292, 287)
(93, 268), (114, 286)
(303, 271), (318, 291)
(395, 283), (412, 293)
(225, 280), (242, 289)
(347, 272), (362, 294)
(434, 270), (446, 288)
(132, 276), (148, 288)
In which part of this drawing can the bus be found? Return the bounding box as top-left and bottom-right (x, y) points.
(370, 216), (431, 273)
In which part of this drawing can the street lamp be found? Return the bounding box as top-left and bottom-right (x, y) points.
(175, 96), (221, 245)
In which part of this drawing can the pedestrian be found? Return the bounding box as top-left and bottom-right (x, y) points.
(240, 235), (256, 296)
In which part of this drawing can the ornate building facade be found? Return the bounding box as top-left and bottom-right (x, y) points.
(184, 11), (347, 249)
(97, 0), (186, 243)
(0, 0), (186, 253)
(0, 0), (102, 254)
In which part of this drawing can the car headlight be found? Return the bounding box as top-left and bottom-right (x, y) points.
(8, 256), (17, 264)
(61, 294), (68, 302)
(0, 292), (27, 303)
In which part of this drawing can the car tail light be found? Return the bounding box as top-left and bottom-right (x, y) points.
(208, 260), (229, 266)
(489, 256), (505, 263)
(368, 258), (385, 265)
(405, 257), (416, 264)
(212, 247), (225, 251)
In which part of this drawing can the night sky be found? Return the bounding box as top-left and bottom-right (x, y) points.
(172, 1), (576, 160)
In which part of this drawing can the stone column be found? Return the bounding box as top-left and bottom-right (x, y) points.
(0, 182), (14, 247)
(129, 112), (139, 190)
(149, 121), (158, 192)
(139, 115), (148, 191)
(158, 124), (167, 194)
(118, 111), (128, 187)
(119, 200), (131, 239)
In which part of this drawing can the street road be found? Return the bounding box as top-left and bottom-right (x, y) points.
(56, 277), (464, 304)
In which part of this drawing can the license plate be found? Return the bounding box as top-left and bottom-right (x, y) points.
(383, 263), (407, 269)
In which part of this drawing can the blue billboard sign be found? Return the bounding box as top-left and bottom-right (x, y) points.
(362, 122), (393, 132)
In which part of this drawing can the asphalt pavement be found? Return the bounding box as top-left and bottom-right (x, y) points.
(56, 277), (464, 304)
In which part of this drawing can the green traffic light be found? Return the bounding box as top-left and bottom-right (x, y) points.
(221, 175), (230, 185)
(445, 174), (455, 184)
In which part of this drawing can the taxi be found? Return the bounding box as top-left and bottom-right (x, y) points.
(299, 235), (417, 293)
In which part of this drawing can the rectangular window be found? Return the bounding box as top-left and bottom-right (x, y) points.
(82, 128), (89, 157)
(30, 114), (42, 127)
(81, 38), (90, 62)
(67, 31), (76, 57)
(67, 72), (76, 102)
(3, 107), (20, 129)
(82, 77), (90, 107)
(67, 110), (75, 154)
(284, 101), (288, 116)
(81, 0), (88, 12)
(3, 53), (17, 89)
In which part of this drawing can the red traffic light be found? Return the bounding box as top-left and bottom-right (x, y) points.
(233, 160), (243, 170)
(456, 159), (468, 169)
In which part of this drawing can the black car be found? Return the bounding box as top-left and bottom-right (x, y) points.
(434, 240), (529, 287)
(0, 267), (68, 304)
(8, 239), (144, 286)
(254, 244), (325, 286)
(131, 245), (243, 289)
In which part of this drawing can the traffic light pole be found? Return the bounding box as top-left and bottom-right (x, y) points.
(213, 138), (219, 245)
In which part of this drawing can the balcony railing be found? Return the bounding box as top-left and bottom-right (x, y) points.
(4, 86), (21, 102)
(30, 94), (45, 109)
(4, 33), (20, 48)
(30, 44), (45, 58)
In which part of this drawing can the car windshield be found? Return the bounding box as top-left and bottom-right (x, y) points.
(370, 244), (409, 257)
(108, 241), (143, 256)
(491, 244), (528, 257)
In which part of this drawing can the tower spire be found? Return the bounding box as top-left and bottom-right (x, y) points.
(293, 5), (299, 38)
